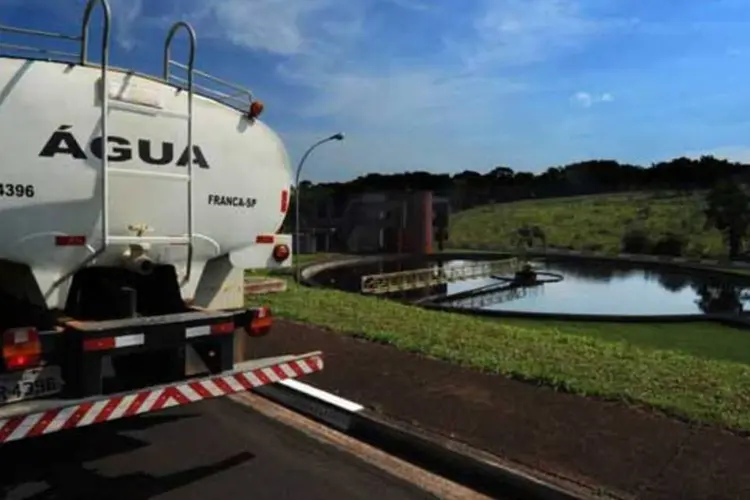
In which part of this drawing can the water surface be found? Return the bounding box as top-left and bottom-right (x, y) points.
(444, 259), (750, 316)
(316, 257), (750, 316)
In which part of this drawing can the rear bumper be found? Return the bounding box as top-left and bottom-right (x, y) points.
(24, 307), (273, 399)
(62, 309), (238, 352)
(0, 351), (323, 444)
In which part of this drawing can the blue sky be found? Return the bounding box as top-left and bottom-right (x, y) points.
(3, 0), (750, 182)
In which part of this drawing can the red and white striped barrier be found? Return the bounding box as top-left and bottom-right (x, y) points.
(0, 352), (323, 444)
(244, 277), (288, 295)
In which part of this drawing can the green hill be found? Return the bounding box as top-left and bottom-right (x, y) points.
(448, 191), (728, 258)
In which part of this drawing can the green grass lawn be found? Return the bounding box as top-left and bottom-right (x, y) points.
(448, 191), (728, 258)
(250, 280), (750, 431)
(504, 319), (750, 366)
(248, 252), (750, 432)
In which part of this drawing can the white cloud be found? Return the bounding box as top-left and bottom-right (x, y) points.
(386, 0), (434, 12)
(101, 0), (621, 123)
(457, 0), (616, 70)
(180, 0), (627, 175)
(571, 91), (614, 108)
(573, 92), (592, 107)
(143, 0), (375, 59)
(188, 0), (340, 56)
(70, 0), (628, 177)
(279, 65), (529, 128)
(102, 0), (359, 56)
(199, 0), (618, 125)
(108, 0), (144, 51)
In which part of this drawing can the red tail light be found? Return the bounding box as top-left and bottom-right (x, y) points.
(281, 189), (289, 213)
(246, 306), (272, 337)
(272, 244), (290, 263)
(55, 235), (87, 246)
(2, 327), (42, 371)
(247, 100), (265, 120)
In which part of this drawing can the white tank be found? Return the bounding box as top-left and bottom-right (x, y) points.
(0, 57), (293, 308)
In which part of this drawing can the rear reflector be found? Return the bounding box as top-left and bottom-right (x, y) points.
(83, 333), (145, 352)
(256, 234), (275, 244)
(83, 337), (115, 351)
(281, 189), (289, 213)
(55, 235), (87, 246)
(2, 327), (41, 370)
(210, 322), (235, 335)
(247, 306), (272, 337)
(185, 322), (235, 338)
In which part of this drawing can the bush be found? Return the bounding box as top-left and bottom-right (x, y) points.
(621, 228), (652, 254)
(652, 232), (688, 257)
(582, 242), (604, 252)
(636, 205), (651, 220)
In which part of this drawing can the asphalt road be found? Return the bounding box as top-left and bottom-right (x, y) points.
(0, 397), (436, 500)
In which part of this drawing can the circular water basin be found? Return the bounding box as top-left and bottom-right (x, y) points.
(442, 259), (750, 316)
(311, 255), (750, 317)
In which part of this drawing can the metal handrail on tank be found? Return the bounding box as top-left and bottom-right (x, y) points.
(162, 19), (253, 113)
(163, 21), (197, 284)
(0, 1), (256, 114)
(0, 0), (110, 65)
(0, 25), (81, 60)
(165, 62), (255, 112)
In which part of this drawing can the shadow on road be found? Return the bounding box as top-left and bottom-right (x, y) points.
(0, 412), (255, 499)
(8, 452), (254, 500)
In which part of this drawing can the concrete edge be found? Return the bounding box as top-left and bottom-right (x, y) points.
(448, 246), (750, 271)
(254, 380), (613, 500)
(297, 249), (750, 288)
(300, 253), (407, 285)
(420, 302), (730, 324)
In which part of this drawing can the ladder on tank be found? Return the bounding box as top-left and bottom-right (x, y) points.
(0, 0), (198, 284)
(104, 21), (199, 284)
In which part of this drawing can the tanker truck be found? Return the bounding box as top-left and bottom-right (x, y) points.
(0, 0), (323, 444)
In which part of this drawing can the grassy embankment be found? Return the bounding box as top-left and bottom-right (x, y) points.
(448, 190), (730, 258)
(249, 252), (750, 432)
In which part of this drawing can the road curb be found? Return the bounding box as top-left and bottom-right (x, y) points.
(244, 277), (287, 295)
(254, 380), (601, 500)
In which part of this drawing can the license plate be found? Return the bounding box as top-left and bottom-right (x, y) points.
(0, 365), (63, 405)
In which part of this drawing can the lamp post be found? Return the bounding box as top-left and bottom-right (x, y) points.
(295, 132), (345, 282)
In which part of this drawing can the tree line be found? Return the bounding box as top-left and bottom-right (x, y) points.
(293, 154), (750, 260)
(299, 154), (749, 214)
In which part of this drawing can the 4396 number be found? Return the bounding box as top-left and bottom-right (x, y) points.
(0, 183), (35, 198)
(0, 378), (57, 403)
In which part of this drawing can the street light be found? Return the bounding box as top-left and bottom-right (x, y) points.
(295, 132), (345, 282)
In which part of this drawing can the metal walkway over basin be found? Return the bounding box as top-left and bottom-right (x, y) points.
(445, 284), (542, 309)
(360, 258), (521, 294)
